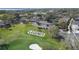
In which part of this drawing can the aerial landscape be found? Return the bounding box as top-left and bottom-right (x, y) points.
(0, 8), (79, 50)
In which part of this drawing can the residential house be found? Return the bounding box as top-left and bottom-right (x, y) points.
(32, 21), (52, 29)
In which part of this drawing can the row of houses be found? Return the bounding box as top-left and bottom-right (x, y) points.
(0, 20), (11, 28)
(32, 21), (52, 29)
(0, 17), (28, 28)
(0, 14), (52, 29)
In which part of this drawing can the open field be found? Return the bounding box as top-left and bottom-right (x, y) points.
(0, 23), (66, 50)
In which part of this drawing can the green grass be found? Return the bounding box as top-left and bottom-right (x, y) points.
(0, 23), (66, 50)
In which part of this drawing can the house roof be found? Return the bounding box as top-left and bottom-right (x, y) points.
(0, 21), (4, 25)
(75, 17), (79, 21)
(73, 19), (79, 25)
(37, 21), (52, 25)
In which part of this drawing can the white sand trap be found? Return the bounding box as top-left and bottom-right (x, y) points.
(29, 44), (42, 50)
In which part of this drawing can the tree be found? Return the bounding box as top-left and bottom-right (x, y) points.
(57, 18), (67, 29)
(0, 10), (6, 14)
(0, 14), (15, 20)
(0, 44), (9, 50)
(48, 25), (59, 38)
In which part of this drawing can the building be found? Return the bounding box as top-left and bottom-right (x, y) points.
(71, 17), (79, 34)
(32, 21), (52, 29)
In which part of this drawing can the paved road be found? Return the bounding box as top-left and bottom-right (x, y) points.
(65, 18), (79, 49)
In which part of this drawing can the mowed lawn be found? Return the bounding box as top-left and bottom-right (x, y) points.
(0, 23), (66, 50)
